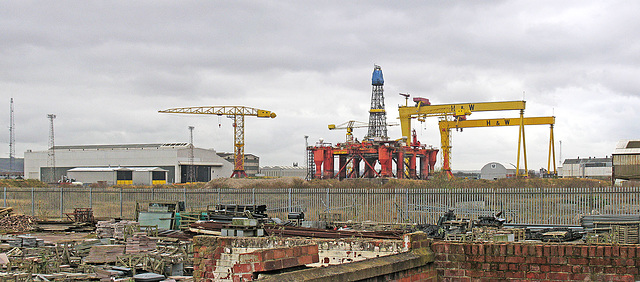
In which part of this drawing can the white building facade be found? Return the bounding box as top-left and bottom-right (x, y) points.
(480, 162), (516, 180)
(24, 143), (233, 184)
(260, 166), (307, 179)
(560, 157), (612, 179)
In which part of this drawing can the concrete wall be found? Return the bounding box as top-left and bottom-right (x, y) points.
(192, 236), (405, 281)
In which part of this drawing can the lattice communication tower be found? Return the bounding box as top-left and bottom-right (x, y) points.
(47, 114), (56, 183)
(188, 126), (195, 182)
(9, 98), (15, 174)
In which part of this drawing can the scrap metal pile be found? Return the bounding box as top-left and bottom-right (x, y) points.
(0, 219), (193, 281)
(417, 209), (585, 243)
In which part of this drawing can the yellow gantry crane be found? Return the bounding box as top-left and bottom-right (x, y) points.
(398, 98), (526, 176)
(439, 116), (556, 178)
(159, 106), (276, 178)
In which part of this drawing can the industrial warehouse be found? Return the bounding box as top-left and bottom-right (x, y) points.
(23, 143), (233, 184)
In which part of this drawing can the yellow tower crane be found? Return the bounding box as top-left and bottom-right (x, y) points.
(439, 116), (556, 178)
(159, 106), (276, 178)
(398, 98), (526, 176)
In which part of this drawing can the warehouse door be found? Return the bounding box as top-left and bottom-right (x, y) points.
(180, 165), (212, 183)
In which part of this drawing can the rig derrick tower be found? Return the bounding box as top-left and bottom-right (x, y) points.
(365, 65), (388, 140)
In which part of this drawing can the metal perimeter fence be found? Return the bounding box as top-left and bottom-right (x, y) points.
(3, 187), (640, 226)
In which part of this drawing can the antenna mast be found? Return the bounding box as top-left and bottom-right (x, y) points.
(9, 98), (15, 175)
(188, 126), (195, 183)
(47, 114), (56, 183)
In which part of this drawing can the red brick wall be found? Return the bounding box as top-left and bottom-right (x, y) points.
(192, 236), (319, 282)
(431, 241), (640, 281)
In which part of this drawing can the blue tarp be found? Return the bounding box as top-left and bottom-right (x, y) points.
(372, 67), (384, 85)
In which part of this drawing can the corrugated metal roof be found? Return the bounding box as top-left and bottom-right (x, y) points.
(563, 158), (612, 165)
(261, 166), (306, 170)
(614, 140), (640, 155)
(53, 143), (189, 150)
(68, 167), (167, 172)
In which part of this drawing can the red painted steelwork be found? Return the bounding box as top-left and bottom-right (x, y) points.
(310, 139), (438, 180)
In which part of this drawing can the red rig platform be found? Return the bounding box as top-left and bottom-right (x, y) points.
(309, 131), (438, 180)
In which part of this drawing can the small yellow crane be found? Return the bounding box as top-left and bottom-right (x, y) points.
(159, 106), (276, 178)
(328, 120), (399, 143)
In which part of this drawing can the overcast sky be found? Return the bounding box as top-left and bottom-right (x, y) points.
(2, 1), (639, 171)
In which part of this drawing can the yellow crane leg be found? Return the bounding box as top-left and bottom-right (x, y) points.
(547, 124), (557, 175)
(516, 110), (528, 177)
(440, 126), (453, 178)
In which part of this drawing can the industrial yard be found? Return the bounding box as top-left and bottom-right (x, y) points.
(1, 64), (639, 281)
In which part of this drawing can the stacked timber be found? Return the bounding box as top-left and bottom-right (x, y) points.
(125, 232), (157, 254)
(84, 245), (125, 264)
(74, 239), (103, 257)
(581, 214), (640, 231)
(114, 221), (139, 240)
(96, 219), (116, 238)
(96, 220), (140, 239)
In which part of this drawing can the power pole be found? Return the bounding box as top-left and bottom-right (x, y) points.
(188, 126), (195, 183)
(47, 114), (56, 183)
(9, 98), (15, 175)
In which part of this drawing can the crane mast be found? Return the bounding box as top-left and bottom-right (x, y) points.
(159, 106), (276, 178)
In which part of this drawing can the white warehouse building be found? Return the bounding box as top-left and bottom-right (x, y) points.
(560, 157), (612, 179)
(24, 143), (233, 184)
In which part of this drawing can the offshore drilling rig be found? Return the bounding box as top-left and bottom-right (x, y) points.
(308, 65), (438, 180)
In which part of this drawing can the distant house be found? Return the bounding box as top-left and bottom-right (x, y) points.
(613, 140), (640, 181)
(560, 157), (612, 179)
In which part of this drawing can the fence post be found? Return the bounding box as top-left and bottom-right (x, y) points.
(325, 188), (329, 213)
(31, 187), (35, 216)
(120, 187), (123, 219)
(252, 188), (255, 206)
(60, 187), (64, 219)
(288, 188), (292, 213)
(405, 188), (409, 223)
(183, 188), (187, 210)
(89, 187), (93, 208)
(3, 187), (5, 207)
